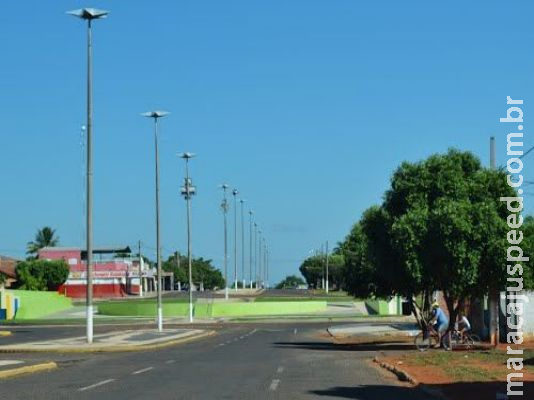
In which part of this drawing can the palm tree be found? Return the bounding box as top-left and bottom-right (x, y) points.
(26, 226), (59, 256)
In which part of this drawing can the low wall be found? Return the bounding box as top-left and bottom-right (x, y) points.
(365, 296), (401, 316)
(209, 301), (327, 317)
(6, 290), (72, 320)
(97, 301), (189, 317)
(98, 300), (327, 317)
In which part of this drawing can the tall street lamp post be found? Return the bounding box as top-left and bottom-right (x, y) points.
(180, 152), (196, 323)
(232, 189), (239, 292)
(240, 199), (246, 289)
(141, 110), (169, 332)
(248, 210), (253, 289)
(325, 241), (329, 294)
(220, 184), (230, 300)
(253, 222), (258, 288)
(67, 7), (108, 344)
(258, 229), (262, 289)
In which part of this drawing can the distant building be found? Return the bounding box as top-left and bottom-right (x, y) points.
(0, 255), (18, 289)
(38, 246), (165, 299)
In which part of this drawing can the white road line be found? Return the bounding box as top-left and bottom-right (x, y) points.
(132, 367), (154, 375)
(294, 328), (298, 335)
(276, 366), (284, 374)
(165, 360), (176, 364)
(269, 379), (281, 391)
(79, 379), (115, 392)
(240, 336), (246, 339)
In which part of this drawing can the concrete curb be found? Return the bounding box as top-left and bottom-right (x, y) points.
(373, 357), (448, 400)
(0, 362), (57, 379)
(0, 330), (216, 354)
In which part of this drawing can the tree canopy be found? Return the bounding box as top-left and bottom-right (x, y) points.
(162, 252), (225, 290)
(299, 253), (346, 290)
(26, 226), (59, 257)
(15, 259), (69, 291)
(342, 149), (527, 326)
(275, 274), (306, 289)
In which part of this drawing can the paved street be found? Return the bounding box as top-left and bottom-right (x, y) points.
(0, 323), (431, 400)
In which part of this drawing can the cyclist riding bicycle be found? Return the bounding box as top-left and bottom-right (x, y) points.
(455, 313), (471, 340)
(429, 302), (449, 348)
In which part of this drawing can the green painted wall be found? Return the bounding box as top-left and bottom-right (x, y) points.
(98, 301), (190, 317)
(210, 301), (327, 317)
(98, 300), (327, 317)
(365, 299), (390, 315)
(6, 290), (72, 320)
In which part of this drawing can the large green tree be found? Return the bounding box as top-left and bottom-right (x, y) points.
(299, 253), (346, 290)
(343, 149), (525, 328)
(275, 274), (306, 289)
(163, 252), (225, 290)
(26, 226), (59, 257)
(15, 259), (69, 291)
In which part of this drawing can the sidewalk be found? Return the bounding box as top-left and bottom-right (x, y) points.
(327, 321), (419, 339)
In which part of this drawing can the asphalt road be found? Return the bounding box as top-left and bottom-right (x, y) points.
(0, 324), (431, 400)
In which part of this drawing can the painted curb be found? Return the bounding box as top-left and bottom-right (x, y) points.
(373, 357), (448, 400)
(0, 331), (12, 337)
(0, 362), (57, 379)
(0, 330), (216, 354)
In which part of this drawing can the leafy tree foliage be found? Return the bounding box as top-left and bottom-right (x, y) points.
(15, 259), (69, 291)
(26, 227), (59, 257)
(163, 252), (225, 290)
(299, 253), (346, 290)
(275, 274), (306, 289)
(342, 149), (524, 327)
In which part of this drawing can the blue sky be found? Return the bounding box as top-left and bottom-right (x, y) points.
(0, 1), (532, 285)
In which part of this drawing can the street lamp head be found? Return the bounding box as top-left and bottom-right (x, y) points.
(240, 199), (245, 204)
(178, 152), (196, 160)
(249, 210), (253, 215)
(67, 8), (109, 20)
(220, 184), (229, 190)
(141, 110), (170, 119)
(232, 189), (238, 196)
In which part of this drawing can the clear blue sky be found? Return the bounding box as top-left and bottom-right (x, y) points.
(0, 1), (532, 285)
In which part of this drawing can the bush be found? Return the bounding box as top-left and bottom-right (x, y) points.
(15, 259), (69, 291)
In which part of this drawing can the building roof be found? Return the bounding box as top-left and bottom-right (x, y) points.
(0, 255), (18, 279)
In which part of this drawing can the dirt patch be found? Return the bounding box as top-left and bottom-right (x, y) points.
(379, 348), (534, 399)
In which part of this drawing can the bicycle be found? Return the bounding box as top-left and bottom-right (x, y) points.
(450, 329), (481, 350)
(414, 323), (452, 352)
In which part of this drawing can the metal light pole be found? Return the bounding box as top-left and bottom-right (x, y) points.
(263, 239), (267, 289)
(258, 229), (262, 289)
(253, 222), (258, 288)
(220, 184), (230, 300)
(325, 241), (329, 294)
(67, 7), (108, 344)
(232, 189), (239, 292)
(180, 152), (196, 323)
(249, 210), (253, 289)
(240, 199), (246, 289)
(141, 110), (169, 332)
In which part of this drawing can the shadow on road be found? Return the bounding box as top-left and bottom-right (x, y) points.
(310, 382), (533, 400)
(273, 341), (413, 352)
(309, 385), (426, 400)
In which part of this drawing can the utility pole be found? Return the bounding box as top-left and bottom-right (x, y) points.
(489, 136), (499, 346)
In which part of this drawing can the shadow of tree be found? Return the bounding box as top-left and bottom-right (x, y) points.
(273, 341), (413, 352)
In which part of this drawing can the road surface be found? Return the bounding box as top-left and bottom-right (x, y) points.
(0, 323), (432, 400)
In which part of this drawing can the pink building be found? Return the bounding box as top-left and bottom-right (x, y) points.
(38, 246), (145, 298)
